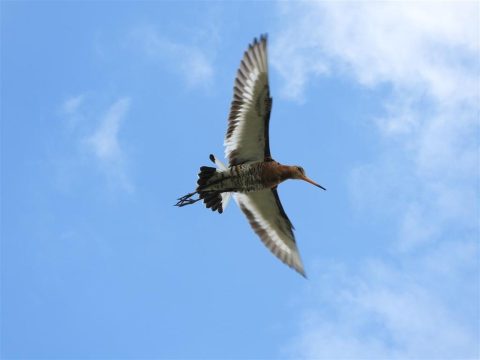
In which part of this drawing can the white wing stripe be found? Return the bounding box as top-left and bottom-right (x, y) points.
(254, 46), (265, 73)
(235, 191), (305, 276)
(247, 208), (290, 253)
(224, 35), (270, 165)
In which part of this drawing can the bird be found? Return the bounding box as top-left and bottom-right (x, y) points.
(175, 34), (325, 277)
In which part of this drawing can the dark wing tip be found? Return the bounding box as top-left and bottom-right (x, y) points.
(248, 34), (268, 50)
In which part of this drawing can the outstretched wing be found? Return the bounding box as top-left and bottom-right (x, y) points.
(224, 34), (272, 166)
(234, 189), (305, 276)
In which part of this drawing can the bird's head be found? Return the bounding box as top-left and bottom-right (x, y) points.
(290, 166), (326, 190)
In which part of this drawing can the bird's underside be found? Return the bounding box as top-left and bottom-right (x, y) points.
(175, 34), (324, 277)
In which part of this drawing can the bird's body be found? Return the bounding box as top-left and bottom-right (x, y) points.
(176, 35), (325, 276)
(198, 161), (302, 193)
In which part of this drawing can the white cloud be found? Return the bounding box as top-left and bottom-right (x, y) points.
(86, 98), (129, 162)
(60, 95), (133, 192)
(129, 26), (214, 89)
(62, 94), (85, 115)
(273, 1), (479, 251)
(272, 2), (479, 106)
(61, 94), (86, 131)
(286, 240), (479, 359)
(84, 97), (133, 192)
(274, 2), (479, 358)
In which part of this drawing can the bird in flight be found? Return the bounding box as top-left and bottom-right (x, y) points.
(176, 34), (325, 277)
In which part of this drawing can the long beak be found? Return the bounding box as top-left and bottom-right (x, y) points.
(301, 175), (326, 190)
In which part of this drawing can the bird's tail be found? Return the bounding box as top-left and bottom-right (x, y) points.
(196, 165), (224, 213)
(175, 154), (231, 214)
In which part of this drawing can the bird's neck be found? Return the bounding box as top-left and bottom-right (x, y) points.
(276, 164), (298, 181)
(285, 165), (300, 180)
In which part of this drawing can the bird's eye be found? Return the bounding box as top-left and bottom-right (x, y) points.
(297, 166), (304, 174)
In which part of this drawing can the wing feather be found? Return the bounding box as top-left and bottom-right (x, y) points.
(224, 35), (272, 166)
(234, 189), (306, 276)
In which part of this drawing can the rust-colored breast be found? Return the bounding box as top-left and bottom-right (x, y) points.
(261, 162), (291, 189)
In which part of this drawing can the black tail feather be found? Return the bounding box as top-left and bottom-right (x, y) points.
(197, 166), (216, 187)
(199, 190), (223, 213)
(175, 163), (223, 213)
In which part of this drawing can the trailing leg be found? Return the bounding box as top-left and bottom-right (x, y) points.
(175, 191), (201, 207)
(175, 155), (231, 214)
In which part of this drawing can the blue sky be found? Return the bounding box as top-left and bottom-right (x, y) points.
(1, 2), (479, 359)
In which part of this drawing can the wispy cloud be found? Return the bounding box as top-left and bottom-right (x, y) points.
(86, 98), (129, 162)
(128, 26), (214, 89)
(286, 241), (479, 359)
(62, 94), (85, 115)
(61, 94), (86, 131)
(274, 2), (479, 358)
(272, 2), (478, 106)
(84, 97), (133, 192)
(60, 96), (134, 193)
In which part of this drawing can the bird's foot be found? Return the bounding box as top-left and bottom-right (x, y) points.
(175, 192), (201, 207)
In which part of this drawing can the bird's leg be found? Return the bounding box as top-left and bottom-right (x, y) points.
(175, 191), (201, 207)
